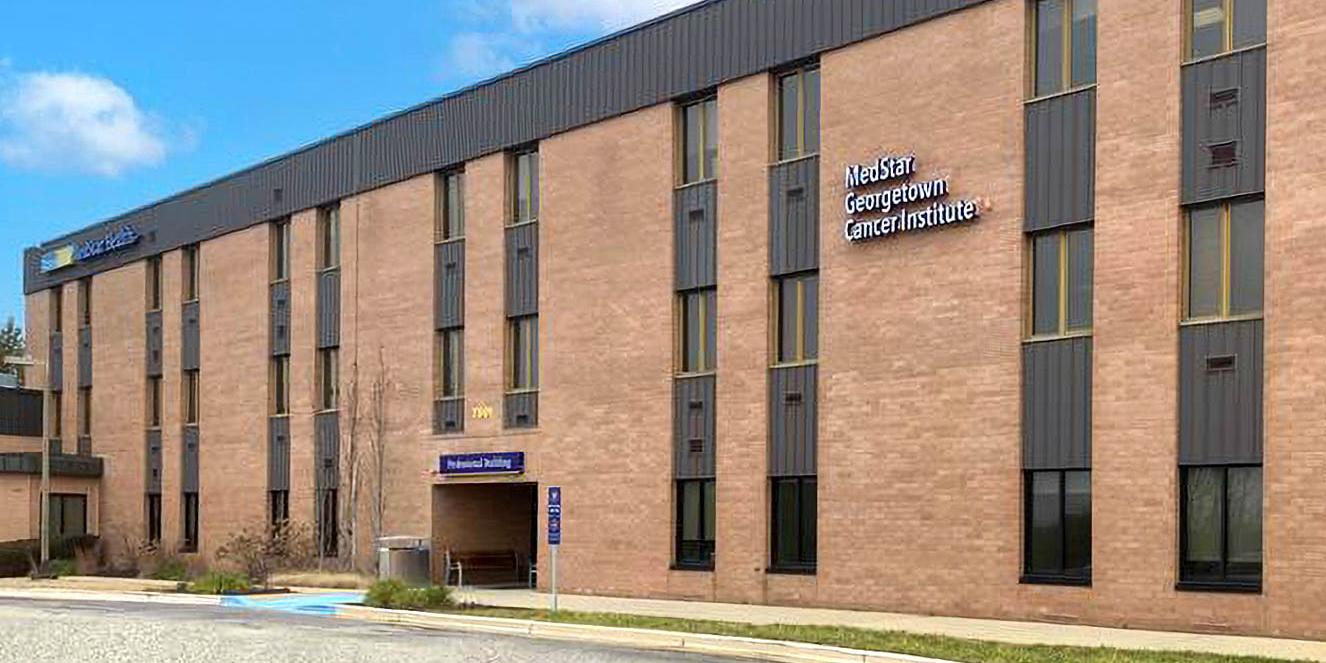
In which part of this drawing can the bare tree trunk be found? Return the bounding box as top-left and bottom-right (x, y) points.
(367, 346), (391, 573)
(341, 360), (363, 572)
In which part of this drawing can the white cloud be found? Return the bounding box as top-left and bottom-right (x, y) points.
(509, 0), (700, 31)
(447, 32), (525, 81)
(0, 70), (170, 177)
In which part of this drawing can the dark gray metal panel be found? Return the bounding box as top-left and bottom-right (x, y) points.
(1179, 320), (1264, 465)
(504, 392), (539, 429)
(314, 412), (339, 490)
(181, 426), (199, 493)
(145, 311), (164, 377)
(146, 430), (163, 494)
(0, 452), (103, 478)
(674, 375), (717, 479)
(270, 281), (291, 356)
(268, 417), (290, 492)
(181, 301), (200, 371)
(48, 333), (63, 392)
(434, 399), (466, 435)
(1182, 47), (1267, 205)
(1025, 88), (1096, 232)
(505, 224), (539, 317)
(25, 0), (992, 295)
(77, 436), (92, 456)
(317, 269), (341, 349)
(0, 388), (42, 437)
(770, 157), (820, 276)
(77, 327), (92, 388)
(436, 241), (465, 330)
(769, 364), (817, 477)
(1022, 337), (1093, 470)
(674, 182), (718, 290)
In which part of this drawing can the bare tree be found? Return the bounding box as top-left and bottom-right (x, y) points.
(365, 346), (392, 573)
(334, 346), (393, 574)
(339, 358), (364, 571)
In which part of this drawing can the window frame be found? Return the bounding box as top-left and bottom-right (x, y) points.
(676, 288), (717, 375)
(435, 171), (466, 242)
(270, 490), (290, 531)
(509, 150), (540, 226)
(317, 348), (339, 412)
(679, 95), (719, 186)
(775, 65), (820, 162)
(1027, 225), (1094, 340)
(437, 328), (465, 400)
(77, 387), (91, 438)
(46, 493), (88, 540)
(182, 370), (200, 426)
(271, 356), (290, 416)
(51, 288), (63, 334)
(769, 475), (817, 573)
(147, 376), (163, 430)
(271, 219), (291, 283)
(50, 391), (62, 439)
(318, 488), (340, 558)
(181, 491), (199, 553)
(147, 256), (163, 311)
(674, 478), (717, 571)
(146, 493), (162, 545)
(1179, 464), (1263, 592)
(1182, 199), (1263, 323)
(317, 204), (341, 271)
(771, 272), (819, 366)
(77, 278), (92, 328)
(1184, 0), (1267, 63)
(1029, 0), (1098, 99)
(182, 245), (200, 303)
(506, 316), (539, 393)
(1022, 469), (1093, 586)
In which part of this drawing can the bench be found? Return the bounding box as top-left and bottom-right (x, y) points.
(446, 549), (524, 587)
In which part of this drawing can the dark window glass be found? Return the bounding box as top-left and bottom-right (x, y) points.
(78, 279), (92, 327)
(1187, 206), (1224, 319)
(147, 257), (163, 310)
(1031, 233), (1061, 335)
(802, 68), (820, 156)
(182, 246), (199, 302)
(703, 98), (718, 181)
(1025, 470), (1092, 582)
(676, 479), (716, 568)
(1182, 466), (1262, 588)
(681, 98), (718, 184)
(318, 489), (339, 557)
(318, 206), (340, 270)
(1066, 228), (1094, 331)
(147, 494), (162, 544)
(77, 387), (91, 437)
(51, 392), (62, 439)
(318, 349), (338, 411)
(182, 492), (199, 553)
(147, 377), (162, 428)
(272, 357), (289, 415)
(1035, 0), (1065, 96)
(1229, 199), (1264, 316)
(509, 316), (538, 391)
(775, 273), (818, 363)
(679, 289), (716, 373)
(1191, 0), (1227, 59)
(47, 494), (88, 540)
(51, 289), (63, 333)
(439, 329), (464, 398)
(778, 72), (800, 161)
(513, 151), (539, 224)
(771, 476), (816, 571)
(272, 221), (290, 281)
(183, 370), (199, 425)
(1070, 0), (1097, 87)
(1232, 0), (1266, 49)
(270, 490), (290, 530)
(437, 172), (465, 241)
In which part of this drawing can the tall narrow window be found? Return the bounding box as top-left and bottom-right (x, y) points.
(511, 151), (539, 225)
(271, 220), (291, 282)
(436, 172), (465, 241)
(182, 492), (199, 553)
(1024, 470), (1092, 583)
(1032, 0), (1097, 97)
(270, 490), (290, 531)
(777, 66), (820, 161)
(182, 245), (199, 303)
(1185, 199), (1263, 321)
(318, 489), (339, 557)
(77, 387), (91, 437)
(77, 278), (92, 328)
(182, 370), (199, 425)
(271, 356), (290, 416)
(507, 316), (538, 391)
(1181, 466), (1262, 589)
(317, 348), (339, 411)
(681, 97), (718, 184)
(773, 273), (819, 364)
(147, 377), (162, 429)
(51, 288), (63, 333)
(771, 476), (816, 571)
(147, 257), (163, 311)
(318, 205), (341, 270)
(676, 479), (716, 569)
(1030, 226), (1093, 337)
(677, 289), (716, 374)
(1188, 0), (1266, 60)
(50, 392), (62, 439)
(146, 494), (162, 544)
(437, 329), (464, 399)
(47, 494), (88, 540)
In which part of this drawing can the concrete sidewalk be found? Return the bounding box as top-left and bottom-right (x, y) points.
(458, 588), (1326, 662)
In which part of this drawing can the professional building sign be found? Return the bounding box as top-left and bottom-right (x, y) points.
(439, 452), (526, 476)
(842, 154), (981, 244)
(39, 225), (142, 273)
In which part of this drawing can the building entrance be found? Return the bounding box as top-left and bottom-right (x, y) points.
(431, 482), (538, 588)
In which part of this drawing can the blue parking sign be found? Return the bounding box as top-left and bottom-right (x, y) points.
(548, 487), (562, 545)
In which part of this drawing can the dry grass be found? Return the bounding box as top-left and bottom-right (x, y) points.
(269, 571), (374, 590)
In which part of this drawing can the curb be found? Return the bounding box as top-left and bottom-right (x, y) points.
(336, 605), (957, 663)
(0, 588), (221, 607)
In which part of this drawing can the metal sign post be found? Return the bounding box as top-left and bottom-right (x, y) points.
(547, 486), (562, 613)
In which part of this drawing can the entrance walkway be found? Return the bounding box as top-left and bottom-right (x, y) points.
(461, 588), (1326, 662)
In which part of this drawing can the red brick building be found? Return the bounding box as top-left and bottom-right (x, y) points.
(18, 0), (1325, 638)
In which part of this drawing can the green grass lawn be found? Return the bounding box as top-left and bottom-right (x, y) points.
(458, 607), (1308, 663)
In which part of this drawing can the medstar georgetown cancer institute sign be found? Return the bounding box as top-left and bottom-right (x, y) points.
(842, 154), (982, 244)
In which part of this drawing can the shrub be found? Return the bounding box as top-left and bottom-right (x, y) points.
(126, 539), (191, 581)
(0, 537), (100, 578)
(188, 571), (251, 595)
(48, 559), (77, 577)
(364, 579), (454, 611)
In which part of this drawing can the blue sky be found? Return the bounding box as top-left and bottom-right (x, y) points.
(0, 0), (697, 327)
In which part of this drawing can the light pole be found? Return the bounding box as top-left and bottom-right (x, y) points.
(6, 355), (49, 573)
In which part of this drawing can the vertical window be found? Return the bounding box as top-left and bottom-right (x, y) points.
(1188, 0), (1266, 60)
(182, 370), (199, 425)
(771, 476), (817, 571)
(437, 329), (464, 399)
(51, 288), (63, 333)
(147, 494), (162, 545)
(318, 489), (339, 557)
(270, 490), (290, 530)
(47, 494), (88, 540)
(436, 172), (465, 241)
(1185, 199), (1263, 320)
(317, 348), (339, 411)
(677, 289), (717, 373)
(271, 220), (291, 282)
(777, 66), (820, 161)
(182, 492), (199, 553)
(675, 479), (716, 569)
(147, 377), (162, 429)
(774, 273), (819, 364)
(77, 387), (91, 437)
(511, 151), (540, 225)
(1030, 227), (1094, 337)
(50, 392), (62, 439)
(681, 97), (718, 184)
(147, 257), (163, 311)
(318, 205), (341, 270)
(77, 278), (92, 328)
(1033, 0), (1097, 97)
(508, 316), (539, 391)
(182, 245), (200, 303)
(1024, 470), (1092, 583)
(1181, 466), (1262, 588)
(271, 356), (290, 416)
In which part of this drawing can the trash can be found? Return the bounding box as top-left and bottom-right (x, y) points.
(376, 536), (431, 587)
